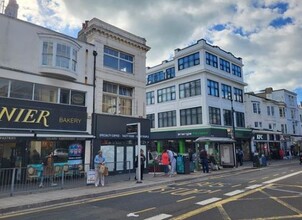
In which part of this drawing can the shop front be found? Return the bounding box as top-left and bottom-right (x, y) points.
(93, 114), (150, 174)
(252, 131), (282, 160)
(0, 97), (92, 179)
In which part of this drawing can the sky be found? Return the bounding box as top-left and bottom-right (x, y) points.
(5, 0), (302, 104)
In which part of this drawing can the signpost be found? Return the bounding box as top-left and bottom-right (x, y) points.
(126, 122), (142, 183)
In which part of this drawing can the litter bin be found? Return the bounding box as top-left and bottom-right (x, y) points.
(176, 155), (184, 174)
(176, 155), (190, 174)
(253, 154), (260, 168)
(183, 156), (190, 174)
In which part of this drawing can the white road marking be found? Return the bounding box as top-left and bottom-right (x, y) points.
(127, 212), (139, 217)
(196, 197), (222, 206)
(224, 190), (245, 196)
(263, 171), (302, 184)
(246, 184), (262, 189)
(144, 214), (172, 220)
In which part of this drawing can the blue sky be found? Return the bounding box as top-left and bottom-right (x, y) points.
(13, 0), (302, 104)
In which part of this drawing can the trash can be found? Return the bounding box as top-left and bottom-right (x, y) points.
(253, 154), (260, 168)
(176, 155), (190, 174)
(176, 155), (184, 174)
(183, 156), (190, 174)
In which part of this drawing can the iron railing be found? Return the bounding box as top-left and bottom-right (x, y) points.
(0, 161), (132, 198)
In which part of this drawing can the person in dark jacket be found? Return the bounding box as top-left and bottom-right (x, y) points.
(199, 148), (209, 173)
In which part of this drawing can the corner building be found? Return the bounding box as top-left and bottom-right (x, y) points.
(146, 39), (252, 167)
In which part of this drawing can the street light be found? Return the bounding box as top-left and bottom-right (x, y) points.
(229, 92), (237, 167)
(126, 123), (142, 183)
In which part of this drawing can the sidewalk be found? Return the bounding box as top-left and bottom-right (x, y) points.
(0, 160), (296, 215)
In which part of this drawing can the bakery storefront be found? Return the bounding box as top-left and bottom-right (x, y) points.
(0, 97), (92, 172)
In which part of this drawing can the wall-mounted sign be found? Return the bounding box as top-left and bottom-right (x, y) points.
(0, 97), (87, 131)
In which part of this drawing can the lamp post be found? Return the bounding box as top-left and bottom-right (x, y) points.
(126, 123), (142, 183)
(229, 93), (237, 167)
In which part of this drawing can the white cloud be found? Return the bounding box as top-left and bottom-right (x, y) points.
(13, 0), (302, 101)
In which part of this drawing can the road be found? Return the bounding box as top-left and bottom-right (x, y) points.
(1, 162), (302, 220)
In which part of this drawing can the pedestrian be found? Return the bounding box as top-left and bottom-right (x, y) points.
(235, 148), (240, 168)
(188, 148), (195, 172)
(135, 149), (146, 181)
(239, 149), (244, 166)
(199, 148), (209, 173)
(31, 149), (41, 164)
(94, 150), (106, 187)
(39, 152), (56, 187)
(161, 149), (170, 176)
(167, 149), (176, 177)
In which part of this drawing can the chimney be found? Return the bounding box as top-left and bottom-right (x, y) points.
(265, 87), (273, 94)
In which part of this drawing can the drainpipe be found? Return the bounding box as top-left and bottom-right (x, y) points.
(91, 50), (98, 168)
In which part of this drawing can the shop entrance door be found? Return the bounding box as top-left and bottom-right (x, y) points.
(116, 146), (134, 173)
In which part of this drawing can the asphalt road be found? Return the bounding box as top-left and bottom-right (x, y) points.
(2, 162), (302, 220)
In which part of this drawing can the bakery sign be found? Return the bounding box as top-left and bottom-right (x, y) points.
(0, 97), (87, 131)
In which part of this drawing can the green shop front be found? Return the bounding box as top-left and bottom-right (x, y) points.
(149, 127), (252, 168)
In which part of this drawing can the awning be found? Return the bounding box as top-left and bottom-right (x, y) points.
(195, 137), (235, 143)
(36, 133), (95, 139)
(0, 133), (34, 137)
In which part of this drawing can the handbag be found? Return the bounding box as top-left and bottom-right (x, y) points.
(99, 165), (105, 174)
(104, 166), (109, 176)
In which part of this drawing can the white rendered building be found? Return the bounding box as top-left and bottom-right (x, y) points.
(253, 88), (302, 154)
(146, 39), (250, 165)
(244, 92), (285, 158)
(0, 9), (95, 169)
(78, 19), (151, 173)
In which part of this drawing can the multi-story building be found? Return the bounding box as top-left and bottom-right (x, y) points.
(254, 88), (302, 155)
(0, 3), (95, 170)
(78, 19), (151, 173)
(146, 39), (251, 166)
(244, 92), (285, 159)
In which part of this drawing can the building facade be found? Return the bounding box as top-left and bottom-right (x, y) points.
(78, 19), (151, 173)
(146, 39), (251, 166)
(0, 12), (95, 172)
(244, 92), (284, 159)
(251, 88), (302, 156)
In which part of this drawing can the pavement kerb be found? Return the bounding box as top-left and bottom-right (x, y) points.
(0, 165), (253, 215)
(0, 160), (298, 215)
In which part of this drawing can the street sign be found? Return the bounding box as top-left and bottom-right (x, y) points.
(126, 123), (138, 134)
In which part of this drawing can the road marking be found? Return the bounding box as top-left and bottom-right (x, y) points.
(232, 184), (242, 188)
(224, 190), (245, 196)
(172, 184), (271, 220)
(273, 174), (279, 176)
(217, 204), (231, 220)
(144, 214), (172, 220)
(196, 197), (221, 205)
(127, 213), (139, 217)
(263, 170), (302, 184)
(177, 196), (196, 202)
(262, 176), (269, 180)
(246, 184), (262, 189)
(249, 180), (256, 183)
(261, 190), (302, 215)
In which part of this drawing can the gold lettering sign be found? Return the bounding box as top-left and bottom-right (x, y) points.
(59, 117), (82, 124)
(0, 107), (50, 127)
